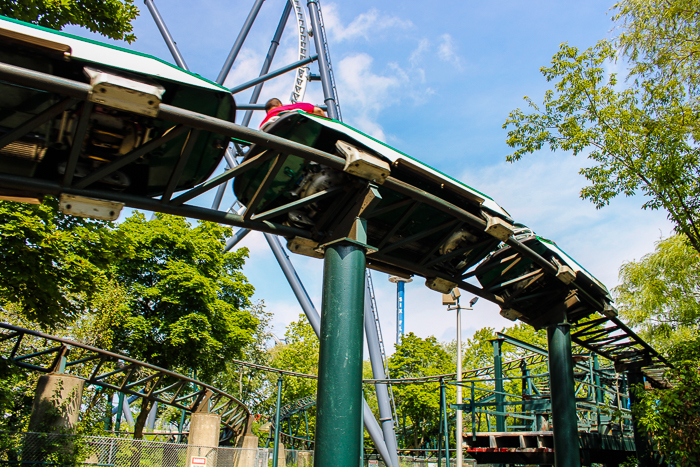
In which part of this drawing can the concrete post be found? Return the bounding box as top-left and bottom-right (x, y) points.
(277, 442), (287, 467)
(235, 433), (259, 467)
(25, 374), (85, 462)
(297, 451), (313, 467)
(28, 374), (85, 432)
(188, 412), (221, 460)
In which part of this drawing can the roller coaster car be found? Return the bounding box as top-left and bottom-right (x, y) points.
(474, 225), (615, 327)
(0, 16), (235, 198)
(233, 110), (514, 282)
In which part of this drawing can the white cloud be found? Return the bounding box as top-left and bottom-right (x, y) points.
(322, 4), (412, 42)
(410, 38), (430, 67)
(437, 33), (464, 70)
(335, 53), (404, 138)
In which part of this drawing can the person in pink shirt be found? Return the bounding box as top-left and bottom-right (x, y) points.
(259, 98), (326, 129)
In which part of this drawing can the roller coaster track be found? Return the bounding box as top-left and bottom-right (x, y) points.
(0, 322), (251, 436)
(0, 12), (670, 413)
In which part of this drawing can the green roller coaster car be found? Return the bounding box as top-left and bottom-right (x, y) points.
(0, 15), (236, 197)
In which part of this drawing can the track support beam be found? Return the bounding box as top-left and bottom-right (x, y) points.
(547, 322), (581, 467)
(314, 241), (366, 467)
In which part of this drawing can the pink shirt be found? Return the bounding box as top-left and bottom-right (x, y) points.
(259, 103), (316, 128)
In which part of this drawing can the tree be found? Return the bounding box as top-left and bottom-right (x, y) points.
(614, 234), (700, 352)
(0, 199), (116, 328)
(265, 316), (319, 445)
(388, 333), (453, 449)
(268, 316), (319, 406)
(0, 0), (139, 43)
(632, 338), (700, 466)
(218, 301), (273, 410)
(503, 1), (700, 254)
(0, 204), (260, 439)
(107, 213), (257, 438)
(615, 0), (700, 95)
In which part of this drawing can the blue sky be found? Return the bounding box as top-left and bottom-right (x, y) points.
(63, 0), (672, 349)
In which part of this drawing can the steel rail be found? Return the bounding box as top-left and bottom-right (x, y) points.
(0, 60), (671, 382)
(0, 61), (561, 298)
(228, 358), (318, 379)
(229, 55), (319, 94)
(0, 322), (251, 419)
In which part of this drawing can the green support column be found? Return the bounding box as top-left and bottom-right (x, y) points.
(492, 338), (506, 432)
(441, 380), (450, 462)
(547, 323), (581, 467)
(273, 375), (283, 467)
(314, 241), (366, 467)
(627, 371), (652, 466)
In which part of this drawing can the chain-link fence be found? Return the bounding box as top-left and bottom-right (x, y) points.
(364, 457), (478, 467)
(0, 431), (315, 467)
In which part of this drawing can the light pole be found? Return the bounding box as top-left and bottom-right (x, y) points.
(389, 275), (413, 346)
(443, 289), (478, 467)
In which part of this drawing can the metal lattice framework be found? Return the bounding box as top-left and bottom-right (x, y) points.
(0, 54), (670, 385)
(0, 5), (674, 465)
(0, 322), (251, 436)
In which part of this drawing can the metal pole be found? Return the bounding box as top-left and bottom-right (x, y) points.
(547, 323), (581, 467)
(456, 305), (463, 467)
(492, 338), (505, 432)
(360, 387), (365, 467)
(397, 280), (405, 345)
(314, 242), (366, 467)
(437, 378), (443, 467)
(364, 282), (400, 466)
(143, 0), (189, 70)
(264, 234), (393, 463)
(273, 375), (283, 467)
(242, 1), (293, 127)
(115, 392), (124, 432)
(214, 3), (292, 209)
(265, 234), (321, 331)
(441, 380), (450, 463)
(216, 0), (266, 85)
(306, 0), (339, 119)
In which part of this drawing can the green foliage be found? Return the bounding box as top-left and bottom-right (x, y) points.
(633, 338), (700, 465)
(0, 0), (139, 42)
(0, 202), (259, 440)
(265, 316), (319, 445)
(614, 0), (700, 95)
(218, 301), (273, 409)
(503, 1), (700, 254)
(109, 213), (257, 382)
(269, 315), (319, 405)
(0, 199), (116, 327)
(614, 234), (700, 352)
(389, 333), (453, 448)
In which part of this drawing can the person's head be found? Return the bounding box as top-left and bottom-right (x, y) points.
(265, 98), (283, 113)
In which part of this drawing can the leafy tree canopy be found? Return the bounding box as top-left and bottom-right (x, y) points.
(0, 199), (117, 327)
(633, 338), (700, 466)
(503, 0), (700, 253)
(614, 234), (700, 352)
(268, 315), (319, 408)
(0, 202), (259, 439)
(109, 212), (257, 382)
(389, 333), (453, 449)
(0, 0), (139, 42)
